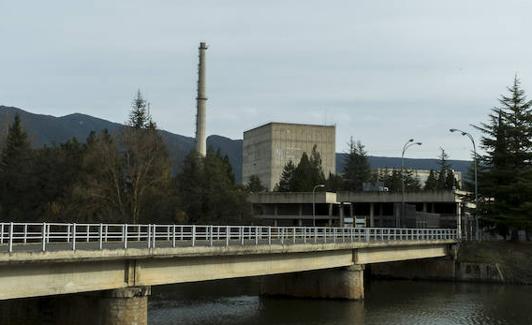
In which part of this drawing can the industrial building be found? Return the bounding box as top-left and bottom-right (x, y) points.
(249, 190), (471, 231)
(242, 122), (336, 190)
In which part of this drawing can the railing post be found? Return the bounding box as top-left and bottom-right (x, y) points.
(268, 227), (271, 245)
(172, 225), (176, 248)
(23, 224), (27, 244)
(255, 226), (259, 245)
(46, 224), (50, 244)
(99, 224), (103, 250)
(152, 225), (157, 248)
(192, 225), (196, 247)
(147, 224), (151, 248)
(8, 222), (14, 253)
(72, 223), (76, 251)
(240, 227), (244, 245)
(0, 223), (4, 245)
(293, 227), (296, 244)
(226, 226), (230, 246)
(123, 224), (128, 249)
(210, 226), (213, 247)
(104, 225), (108, 242)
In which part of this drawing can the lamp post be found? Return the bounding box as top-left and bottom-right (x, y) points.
(450, 128), (478, 241)
(313, 184), (325, 227)
(401, 139), (422, 227)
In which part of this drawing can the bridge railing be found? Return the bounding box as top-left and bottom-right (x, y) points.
(0, 222), (457, 253)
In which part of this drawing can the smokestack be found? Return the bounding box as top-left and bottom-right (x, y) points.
(195, 42), (208, 157)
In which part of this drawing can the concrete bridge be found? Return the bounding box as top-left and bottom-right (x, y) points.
(0, 222), (457, 325)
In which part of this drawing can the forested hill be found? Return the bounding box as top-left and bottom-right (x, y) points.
(0, 106), (243, 181)
(0, 106), (471, 183)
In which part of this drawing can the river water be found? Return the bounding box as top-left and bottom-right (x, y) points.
(149, 278), (532, 325)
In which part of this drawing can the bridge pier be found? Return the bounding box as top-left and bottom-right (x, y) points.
(99, 287), (150, 325)
(0, 286), (150, 325)
(261, 265), (365, 300)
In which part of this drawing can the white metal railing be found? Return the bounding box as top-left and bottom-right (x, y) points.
(0, 222), (457, 253)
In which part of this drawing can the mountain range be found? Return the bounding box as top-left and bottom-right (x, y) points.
(0, 106), (472, 183)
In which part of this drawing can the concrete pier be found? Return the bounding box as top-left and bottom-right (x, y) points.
(261, 265), (365, 300)
(0, 287), (150, 325)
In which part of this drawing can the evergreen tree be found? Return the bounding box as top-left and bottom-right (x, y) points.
(403, 169), (422, 191)
(128, 90), (155, 129)
(325, 172), (344, 192)
(474, 76), (532, 237)
(246, 175), (266, 193)
(342, 139), (371, 192)
(424, 169), (438, 191)
(0, 114), (36, 221)
(291, 151), (326, 192)
(436, 148), (451, 190)
(177, 149), (250, 224)
(276, 161), (296, 192)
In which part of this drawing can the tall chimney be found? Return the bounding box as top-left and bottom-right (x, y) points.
(195, 42), (208, 157)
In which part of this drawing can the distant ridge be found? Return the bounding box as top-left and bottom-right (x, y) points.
(0, 106), (471, 183)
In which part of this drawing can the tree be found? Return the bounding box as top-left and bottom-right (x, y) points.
(0, 114), (34, 221)
(436, 148), (451, 190)
(276, 161), (296, 192)
(291, 150), (326, 192)
(325, 172), (344, 192)
(128, 90), (155, 130)
(424, 169), (438, 191)
(246, 175), (266, 193)
(177, 149), (251, 224)
(474, 76), (532, 237)
(343, 139), (371, 191)
(73, 93), (174, 224)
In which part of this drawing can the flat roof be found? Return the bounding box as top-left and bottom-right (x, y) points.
(249, 191), (464, 204)
(244, 122), (336, 134)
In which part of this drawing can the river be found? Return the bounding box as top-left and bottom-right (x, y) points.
(149, 278), (532, 325)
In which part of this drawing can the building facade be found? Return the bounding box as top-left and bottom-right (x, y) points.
(242, 122), (336, 190)
(249, 191), (470, 231)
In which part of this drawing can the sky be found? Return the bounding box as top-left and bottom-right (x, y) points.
(1, 0), (532, 160)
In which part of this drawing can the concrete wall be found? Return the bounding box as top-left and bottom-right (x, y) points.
(243, 122), (336, 190)
(371, 259), (505, 283)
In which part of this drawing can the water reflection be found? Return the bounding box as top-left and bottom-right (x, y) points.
(149, 279), (532, 325)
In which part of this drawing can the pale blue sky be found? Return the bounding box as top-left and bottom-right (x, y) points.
(1, 0), (532, 159)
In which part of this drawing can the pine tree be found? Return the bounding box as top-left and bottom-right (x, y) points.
(246, 175), (266, 193)
(0, 114), (35, 220)
(276, 161), (296, 192)
(128, 90), (154, 129)
(424, 169), (438, 191)
(343, 139), (371, 192)
(474, 76), (532, 237)
(436, 148), (451, 190)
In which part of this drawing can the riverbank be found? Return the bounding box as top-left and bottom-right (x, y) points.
(459, 241), (532, 284)
(371, 241), (532, 285)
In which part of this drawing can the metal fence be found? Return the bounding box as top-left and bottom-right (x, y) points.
(0, 222), (457, 253)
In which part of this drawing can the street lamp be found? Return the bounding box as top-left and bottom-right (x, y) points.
(313, 184), (326, 227)
(401, 139), (422, 227)
(450, 128), (478, 241)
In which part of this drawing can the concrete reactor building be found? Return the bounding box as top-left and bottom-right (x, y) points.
(242, 122), (336, 190)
